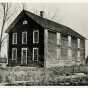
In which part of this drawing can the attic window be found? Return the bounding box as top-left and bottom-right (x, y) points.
(23, 20), (28, 25)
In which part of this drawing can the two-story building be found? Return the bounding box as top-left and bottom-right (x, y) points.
(5, 10), (85, 67)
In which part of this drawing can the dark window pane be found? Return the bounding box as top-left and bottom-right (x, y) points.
(33, 48), (38, 61)
(33, 31), (39, 43)
(12, 48), (17, 60)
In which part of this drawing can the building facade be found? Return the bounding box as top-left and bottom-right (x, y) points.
(5, 10), (85, 67)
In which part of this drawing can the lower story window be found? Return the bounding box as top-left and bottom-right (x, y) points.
(12, 48), (17, 60)
(33, 48), (38, 61)
(21, 48), (27, 64)
(77, 50), (80, 61)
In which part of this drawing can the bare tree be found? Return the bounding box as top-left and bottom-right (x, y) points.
(0, 3), (23, 57)
(0, 3), (11, 57)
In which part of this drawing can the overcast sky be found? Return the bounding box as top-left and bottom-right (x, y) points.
(1, 3), (88, 57)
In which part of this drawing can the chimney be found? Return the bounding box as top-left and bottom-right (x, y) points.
(40, 11), (44, 18)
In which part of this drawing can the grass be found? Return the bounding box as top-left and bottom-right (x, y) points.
(0, 65), (88, 85)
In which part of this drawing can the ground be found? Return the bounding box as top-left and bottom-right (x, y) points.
(0, 64), (88, 86)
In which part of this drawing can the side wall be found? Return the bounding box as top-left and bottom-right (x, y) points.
(45, 30), (85, 68)
(80, 39), (85, 64)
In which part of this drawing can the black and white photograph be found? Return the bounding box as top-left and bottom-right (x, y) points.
(0, 1), (88, 86)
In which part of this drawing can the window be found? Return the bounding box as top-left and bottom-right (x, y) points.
(57, 32), (61, 60)
(12, 33), (17, 44)
(12, 48), (17, 60)
(33, 48), (38, 61)
(77, 50), (80, 61)
(21, 48), (27, 64)
(22, 32), (27, 44)
(78, 38), (80, 48)
(68, 49), (72, 59)
(57, 32), (61, 45)
(33, 30), (39, 43)
(68, 35), (71, 47)
(23, 20), (28, 25)
(57, 48), (61, 60)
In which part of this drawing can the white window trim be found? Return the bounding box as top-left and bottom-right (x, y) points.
(78, 38), (80, 48)
(33, 48), (38, 61)
(57, 48), (61, 60)
(21, 48), (27, 64)
(68, 35), (71, 47)
(68, 49), (72, 58)
(77, 50), (80, 61)
(33, 30), (39, 43)
(12, 33), (17, 44)
(12, 48), (17, 60)
(57, 32), (61, 45)
(22, 32), (27, 44)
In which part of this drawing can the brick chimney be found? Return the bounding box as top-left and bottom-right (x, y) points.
(40, 11), (44, 18)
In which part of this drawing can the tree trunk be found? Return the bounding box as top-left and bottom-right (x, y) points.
(0, 42), (1, 58)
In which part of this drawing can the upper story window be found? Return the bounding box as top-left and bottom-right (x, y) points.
(12, 33), (17, 44)
(23, 20), (28, 25)
(22, 32), (27, 44)
(33, 30), (39, 43)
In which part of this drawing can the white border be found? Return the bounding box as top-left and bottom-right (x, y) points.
(1, 1), (88, 88)
(1, 0), (88, 3)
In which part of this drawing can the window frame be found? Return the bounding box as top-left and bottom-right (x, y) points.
(77, 50), (80, 61)
(57, 32), (61, 45)
(21, 48), (28, 64)
(68, 35), (71, 47)
(33, 48), (38, 61)
(57, 48), (61, 60)
(12, 48), (17, 60)
(23, 20), (28, 25)
(78, 38), (80, 48)
(12, 33), (17, 44)
(33, 30), (39, 43)
(22, 31), (27, 44)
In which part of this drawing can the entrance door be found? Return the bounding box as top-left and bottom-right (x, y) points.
(21, 48), (27, 65)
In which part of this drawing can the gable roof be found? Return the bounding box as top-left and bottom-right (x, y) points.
(5, 10), (85, 39)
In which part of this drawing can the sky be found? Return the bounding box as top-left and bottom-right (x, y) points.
(1, 3), (88, 57)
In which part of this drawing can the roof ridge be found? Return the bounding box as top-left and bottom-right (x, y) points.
(5, 9), (86, 39)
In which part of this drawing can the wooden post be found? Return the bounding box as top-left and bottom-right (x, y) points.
(44, 29), (48, 67)
(44, 29), (48, 83)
